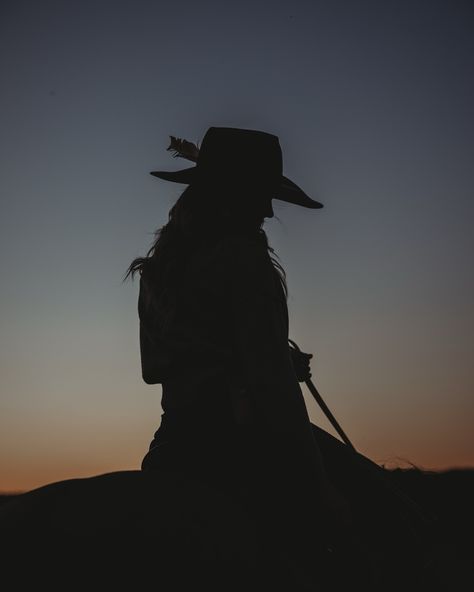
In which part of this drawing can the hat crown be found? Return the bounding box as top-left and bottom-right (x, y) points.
(195, 127), (283, 182)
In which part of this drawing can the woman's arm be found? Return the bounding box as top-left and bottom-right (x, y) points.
(222, 237), (329, 496)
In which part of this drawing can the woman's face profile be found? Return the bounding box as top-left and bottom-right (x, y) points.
(258, 195), (274, 219)
(217, 177), (276, 227)
(253, 181), (276, 221)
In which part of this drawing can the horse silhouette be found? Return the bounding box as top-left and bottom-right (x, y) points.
(0, 468), (263, 590)
(0, 423), (451, 591)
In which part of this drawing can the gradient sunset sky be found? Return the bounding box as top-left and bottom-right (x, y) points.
(1, 0), (473, 492)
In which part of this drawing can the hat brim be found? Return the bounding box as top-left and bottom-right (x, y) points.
(278, 175), (323, 209)
(150, 167), (323, 209)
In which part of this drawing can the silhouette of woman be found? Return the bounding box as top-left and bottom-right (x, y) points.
(124, 127), (372, 590)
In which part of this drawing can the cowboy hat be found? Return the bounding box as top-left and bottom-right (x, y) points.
(150, 127), (323, 209)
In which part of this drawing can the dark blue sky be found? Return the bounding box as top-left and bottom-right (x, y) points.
(1, 0), (473, 489)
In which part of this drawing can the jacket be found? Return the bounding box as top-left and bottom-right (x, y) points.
(138, 234), (310, 429)
(139, 234), (326, 478)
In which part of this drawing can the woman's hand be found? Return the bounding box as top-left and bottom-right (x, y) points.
(289, 347), (313, 382)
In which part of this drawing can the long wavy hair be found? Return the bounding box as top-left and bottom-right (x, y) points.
(122, 180), (288, 335)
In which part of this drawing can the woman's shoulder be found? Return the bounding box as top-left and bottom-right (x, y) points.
(215, 234), (269, 264)
(186, 234), (273, 294)
(212, 235), (277, 296)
